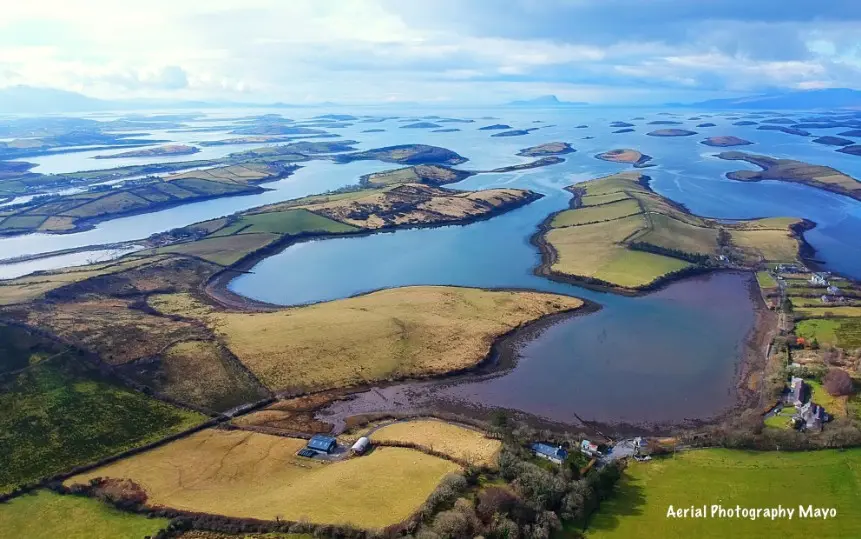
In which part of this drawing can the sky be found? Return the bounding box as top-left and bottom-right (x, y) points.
(1, 0), (860, 105)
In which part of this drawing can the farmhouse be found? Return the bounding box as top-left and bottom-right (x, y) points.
(581, 439), (601, 457)
(795, 402), (830, 432)
(303, 434), (337, 455)
(531, 442), (568, 464)
(810, 273), (829, 286)
(788, 377), (807, 407)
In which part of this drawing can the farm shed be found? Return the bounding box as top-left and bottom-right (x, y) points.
(351, 437), (371, 455)
(531, 442), (568, 464)
(306, 434), (337, 454)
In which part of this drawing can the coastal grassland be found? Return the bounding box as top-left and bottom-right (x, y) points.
(0, 490), (169, 539)
(718, 151), (861, 202)
(0, 255), (165, 306)
(369, 419), (502, 467)
(119, 340), (270, 412)
(586, 448), (861, 539)
(544, 211), (691, 288)
(67, 429), (460, 528)
(148, 287), (583, 392)
(210, 208), (357, 237)
(0, 324), (205, 494)
(22, 296), (208, 365)
(0, 160), (301, 236)
(179, 533), (312, 539)
(540, 172), (803, 289)
(151, 232), (281, 266)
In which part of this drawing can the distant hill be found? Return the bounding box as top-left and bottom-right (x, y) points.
(674, 88), (861, 110)
(505, 95), (589, 108)
(0, 85), (110, 113)
(0, 85), (322, 113)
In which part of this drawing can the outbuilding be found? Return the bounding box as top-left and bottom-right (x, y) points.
(306, 434), (337, 454)
(351, 437), (371, 455)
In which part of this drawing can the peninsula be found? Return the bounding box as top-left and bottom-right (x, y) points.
(93, 144), (201, 159)
(718, 151), (861, 202)
(534, 171), (805, 291)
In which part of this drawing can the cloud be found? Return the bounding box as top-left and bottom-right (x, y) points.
(0, 0), (858, 103)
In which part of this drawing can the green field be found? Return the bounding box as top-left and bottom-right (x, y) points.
(586, 448), (861, 538)
(795, 318), (841, 346)
(0, 490), (169, 539)
(551, 199), (641, 227)
(212, 208), (357, 236)
(542, 172), (801, 289)
(153, 232), (280, 265)
(0, 324), (205, 494)
(756, 271), (777, 288)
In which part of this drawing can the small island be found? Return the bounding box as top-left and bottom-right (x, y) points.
(732, 121), (758, 126)
(762, 118), (798, 125)
(333, 144), (468, 166)
(696, 122), (717, 128)
(647, 120), (683, 125)
(757, 125), (810, 136)
(612, 128), (635, 133)
(838, 129), (861, 137)
(517, 142), (576, 157)
(361, 128), (386, 133)
(837, 145), (861, 157)
(478, 124), (512, 130)
(431, 128), (461, 133)
(813, 136), (853, 147)
(400, 122), (442, 129)
(646, 129), (698, 137)
(610, 122), (634, 128)
(718, 151), (861, 201)
(491, 128), (538, 137)
(595, 149), (654, 168)
(575, 124), (589, 129)
(700, 136), (753, 148)
(94, 144), (201, 159)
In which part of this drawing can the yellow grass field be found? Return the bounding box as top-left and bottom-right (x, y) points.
(67, 429), (459, 529)
(149, 287), (583, 392)
(370, 420), (501, 467)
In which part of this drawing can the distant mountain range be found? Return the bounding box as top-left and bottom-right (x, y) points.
(0, 85), (318, 113)
(672, 88), (861, 110)
(505, 95), (589, 108)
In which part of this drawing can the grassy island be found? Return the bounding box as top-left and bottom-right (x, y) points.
(595, 149), (653, 168)
(718, 151), (861, 202)
(535, 171), (804, 290)
(517, 142), (575, 156)
(701, 136), (753, 147)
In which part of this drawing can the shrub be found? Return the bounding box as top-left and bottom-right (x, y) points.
(823, 368), (854, 396)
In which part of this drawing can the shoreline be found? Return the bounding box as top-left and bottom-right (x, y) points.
(202, 190), (545, 311)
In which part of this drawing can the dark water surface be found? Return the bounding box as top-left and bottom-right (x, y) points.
(315, 272), (755, 428)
